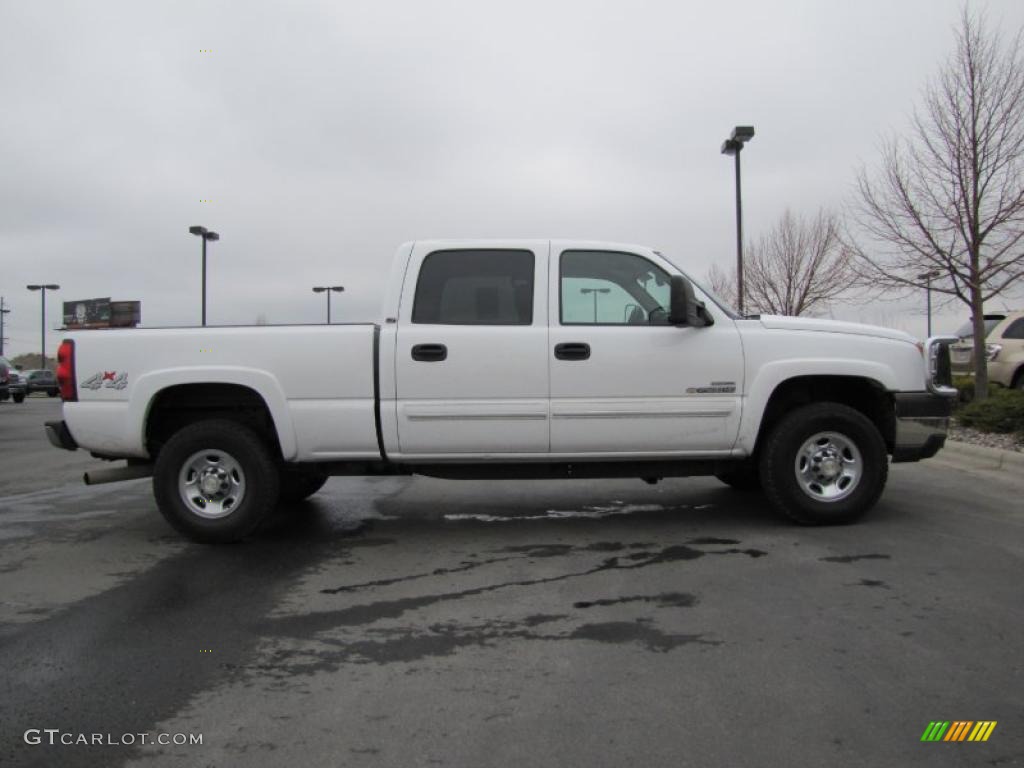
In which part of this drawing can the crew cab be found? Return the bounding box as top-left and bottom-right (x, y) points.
(45, 240), (956, 543)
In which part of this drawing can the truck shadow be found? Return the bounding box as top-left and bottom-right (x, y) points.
(258, 477), (784, 542)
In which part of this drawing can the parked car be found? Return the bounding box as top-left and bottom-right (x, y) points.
(950, 312), (1024, 388)
(0, 358), (26, 403)
(7, 368), (27, 403)
(0, 357), (13, 402)
(23, 369), (60, 397)
(45, 239), (956, 543)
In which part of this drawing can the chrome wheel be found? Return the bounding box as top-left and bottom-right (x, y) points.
(794, 431), (862, 502)
(178, 449), (246, 519)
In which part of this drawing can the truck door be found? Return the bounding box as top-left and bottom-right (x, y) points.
(394, 242), (550, 457)
(548, 245), (743, 456)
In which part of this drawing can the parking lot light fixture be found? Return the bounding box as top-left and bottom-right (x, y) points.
(189, 226), (220, 326)
(312, 285), (345, 324)
(580, 286), (611, 322)
(721, 125), (755, 315)
(916, 270), (942, 337)
(26, 283), (60, 369)
(0, 296), (9, 357)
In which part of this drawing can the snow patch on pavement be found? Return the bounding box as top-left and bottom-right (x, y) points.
(444, 502), (678, 523)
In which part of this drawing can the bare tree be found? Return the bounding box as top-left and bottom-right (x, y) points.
(704, 209), (853, 316)
(705, 262), (737, 308)
(847, 9), (1024, 399)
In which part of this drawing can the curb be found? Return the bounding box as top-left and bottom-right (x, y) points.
(939, 439), (1024, 472)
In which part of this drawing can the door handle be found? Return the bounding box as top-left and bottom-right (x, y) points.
(411, 343), (448, 362)
(554, 342), (590, 361)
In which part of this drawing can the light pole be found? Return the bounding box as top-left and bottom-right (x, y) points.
(312, 286), (345, 324)
(721, 125), (755, 315)
(0, 296), (9, 357)
(189, 225), (220, 326)
(26, 284), (59, 369)
(917, 269), (941, 337)
(580, 287), (610, 322)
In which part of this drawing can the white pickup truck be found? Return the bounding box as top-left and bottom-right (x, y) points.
(46, 240), (956, 543)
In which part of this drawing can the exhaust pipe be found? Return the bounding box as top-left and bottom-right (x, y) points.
(83, 463), (153, 486)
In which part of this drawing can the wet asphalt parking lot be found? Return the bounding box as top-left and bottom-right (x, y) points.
(0, 397), (1022, 768)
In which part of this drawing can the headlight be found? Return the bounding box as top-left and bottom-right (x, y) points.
(985, 344), (1002, 361)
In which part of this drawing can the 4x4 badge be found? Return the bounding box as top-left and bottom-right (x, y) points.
(81, 371), (128, 390)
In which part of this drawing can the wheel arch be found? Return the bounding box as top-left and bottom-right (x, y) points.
(748, 374), (895, 456)
(140, 374), (296, 460)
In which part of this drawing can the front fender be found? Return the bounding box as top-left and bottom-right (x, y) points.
(737, 359), (898, 452)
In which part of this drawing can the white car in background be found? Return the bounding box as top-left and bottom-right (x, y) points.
(950, 312), (1024, 389)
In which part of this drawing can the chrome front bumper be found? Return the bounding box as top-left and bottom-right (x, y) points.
(891, 393), (953, 463)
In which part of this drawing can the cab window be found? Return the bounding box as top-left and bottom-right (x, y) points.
(560, 250), (672, 325)
(412, 249), (534, 325)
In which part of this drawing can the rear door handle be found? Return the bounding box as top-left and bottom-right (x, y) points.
(554, 342), (590, 361)
(411, 343), (447, 362)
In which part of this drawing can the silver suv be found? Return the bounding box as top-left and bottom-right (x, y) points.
(950, 312), (1024, 389)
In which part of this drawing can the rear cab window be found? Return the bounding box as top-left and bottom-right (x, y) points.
(412, 249), (535, 325)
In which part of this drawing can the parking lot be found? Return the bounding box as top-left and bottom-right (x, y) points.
(0, 397), (1021, 767)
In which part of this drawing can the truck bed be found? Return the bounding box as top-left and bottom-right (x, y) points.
(63, 324), (380, 461)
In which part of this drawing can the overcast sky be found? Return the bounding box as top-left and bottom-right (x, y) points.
(3, 0), (1024, 357)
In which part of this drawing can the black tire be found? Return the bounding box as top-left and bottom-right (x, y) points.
(715, 461), (761, 491)
(47, 389), (58, 397)
(759, 402), (887, 526)
(13, 393), (25, 404)
(1012, 368), (1024, 391)
(153, 419), (280, 543)
(279, 470), (329, 503)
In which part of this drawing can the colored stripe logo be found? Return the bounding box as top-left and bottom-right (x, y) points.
(921, 721), (997, 742)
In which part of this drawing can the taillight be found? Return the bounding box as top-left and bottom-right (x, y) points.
(57, 339), (77, 401)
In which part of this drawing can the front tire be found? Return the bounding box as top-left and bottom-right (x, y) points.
(153, 419), (280, 543)
(13, 393), (25, 404)
(760, 402), (887, 525)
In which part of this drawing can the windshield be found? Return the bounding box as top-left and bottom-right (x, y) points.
(655, 251), (741, 320)
(953, 316), (1004, 340)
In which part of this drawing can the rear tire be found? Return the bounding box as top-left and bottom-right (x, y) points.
(13, 393), (25, 404)
(279, 470), (329, 502)
(760, 402), (887, 525)
(153, 419), (280, 543)
(47, 389), (58, 397)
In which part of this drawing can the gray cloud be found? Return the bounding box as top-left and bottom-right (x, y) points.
(2, 0), (1023, 355)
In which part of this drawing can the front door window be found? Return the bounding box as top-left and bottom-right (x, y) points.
(560, 250), (672, 326)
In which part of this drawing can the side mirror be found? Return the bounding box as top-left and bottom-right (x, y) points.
(668, 275), (711, 327)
